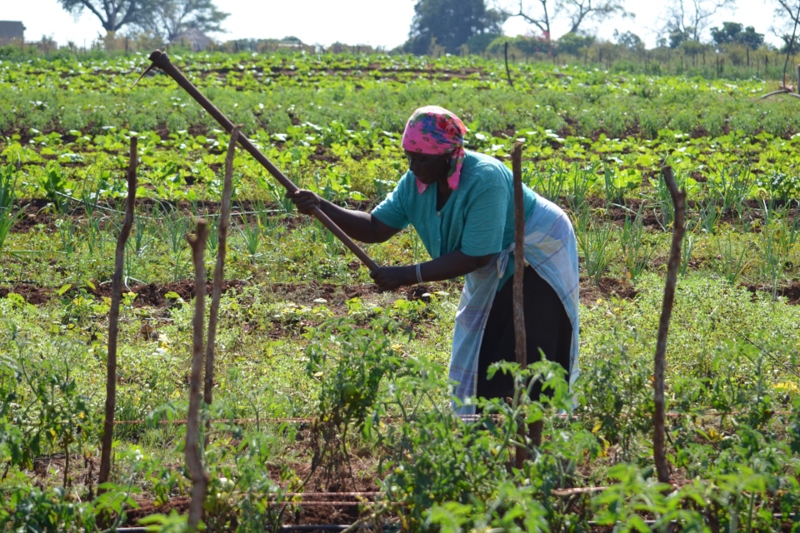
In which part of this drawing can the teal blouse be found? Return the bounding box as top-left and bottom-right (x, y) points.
(372, 150), (537, 290)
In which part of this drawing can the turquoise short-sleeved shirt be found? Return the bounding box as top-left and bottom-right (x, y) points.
(372, 150), (537, 289)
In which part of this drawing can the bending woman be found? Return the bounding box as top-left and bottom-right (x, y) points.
(289, 106), (579, 414)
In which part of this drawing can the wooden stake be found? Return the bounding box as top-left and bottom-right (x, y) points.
(186, 220), (209, 531)
(204, 127), (239, 445)
(653, 166), (685, 485)
(512, 143), (528, 468)
(99, 136), (138, 488)
(504, 42), (514, 88)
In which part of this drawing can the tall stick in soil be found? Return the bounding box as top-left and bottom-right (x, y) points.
(654, 166), (685, 485)
(512, 143), (528, 468)
(504, 41), (514, 88)
(204, 127), (239, 445)
(99, 136), (138, 488)
(186, 219), (209, 531)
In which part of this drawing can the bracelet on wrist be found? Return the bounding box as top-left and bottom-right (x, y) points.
(416, 263), (424, 284)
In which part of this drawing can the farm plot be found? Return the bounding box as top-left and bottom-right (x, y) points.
(0, 52), (799, 531)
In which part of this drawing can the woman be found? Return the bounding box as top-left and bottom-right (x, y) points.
(289, 106), (579, 414)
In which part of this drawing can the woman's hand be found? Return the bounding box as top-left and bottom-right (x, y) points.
(370, 266), (415, 291)
(286, 189), (320, 215)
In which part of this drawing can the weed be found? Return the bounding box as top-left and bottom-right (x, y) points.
(713, 233), (749, 284)
(576, 207), (614, 284)
(709, 166), (751, 215)
(55, 219), (78, 256)
(40, 164), (69, 213)
(525, 164), (567, 203)
(0, 165), (22, 249)
(619, 208), (656, 281)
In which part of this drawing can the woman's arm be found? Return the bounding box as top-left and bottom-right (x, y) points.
(370, 249), (493, 290)
(288, 190), (401, 243)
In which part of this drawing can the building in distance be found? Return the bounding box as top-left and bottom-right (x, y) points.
(0, 21), (25, 46)
(169, 28), (212, 52)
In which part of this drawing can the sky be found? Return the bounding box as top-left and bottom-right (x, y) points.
(1, 0), (786, 50)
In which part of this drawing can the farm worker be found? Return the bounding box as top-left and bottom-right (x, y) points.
(289, 106), (579, 415)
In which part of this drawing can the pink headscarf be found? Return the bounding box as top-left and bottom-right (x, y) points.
(401, 106), (467, 194)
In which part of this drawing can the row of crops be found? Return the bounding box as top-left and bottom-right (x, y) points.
(0, 51), (799, 531)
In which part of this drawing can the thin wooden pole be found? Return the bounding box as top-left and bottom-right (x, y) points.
(512, 143), (527, 468)
(98, 136), (138, 488)
(653, 166), (686, 485)
(504, 42), (514, 88)
(186, 220), (209, 531)
(203, 127), (238, 446)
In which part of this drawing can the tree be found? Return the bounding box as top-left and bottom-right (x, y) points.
(56, 0), (157, 34)
(660, 0), (735, 43)
(145, 0), (228, 42)
(710, 22), (764, 50)
(771, 1), (800, 52)
(406, 0), (505, 55)
(614, 30), (644, 51)
(557, 32), (594, 54)
(501, 0), (629, 41)
(772, 0), (800, 30)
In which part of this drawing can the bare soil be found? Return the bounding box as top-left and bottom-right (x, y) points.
(0, 279), (246, 307)
(5, 276), (800, 310)
(579, 276), (640, 305)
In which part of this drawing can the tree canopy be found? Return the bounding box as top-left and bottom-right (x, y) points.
(406, 0), (505, 55)
(146, 0), (228, 42)
(710, 22), (764, 50)
(56, 0), (227, 38)
(660, 0), (734, 45)
(502, 0), (628, 41)
(57, 0), (156, 34)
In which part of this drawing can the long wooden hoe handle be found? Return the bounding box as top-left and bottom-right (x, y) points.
(146, 50), (380, 272)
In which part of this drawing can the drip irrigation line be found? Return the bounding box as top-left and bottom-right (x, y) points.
(115, 514), (796, 533)
(112, 414), (504, 426)
(729, 326), (800, 380)
(109, 408), (797, 427)
(11, 409), (793, 429)
(114, 524), (368, 533)
(277, 527), (360, 532)
(274, 501), (374, 507)
(280, 492), (380, 498)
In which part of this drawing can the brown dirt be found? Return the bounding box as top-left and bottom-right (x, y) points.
(743, 280), (800, 305)
(0, 283), (52, 304)
(0, 280), (246, 307)
(88, 279), (248, 307)
(8, 198), (384, 235)
(122, 452), (380, 527)
(579, 277), (639, 305)
(309, 144), (339, 163)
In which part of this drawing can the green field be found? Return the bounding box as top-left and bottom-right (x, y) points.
(1, 51), (799, 531)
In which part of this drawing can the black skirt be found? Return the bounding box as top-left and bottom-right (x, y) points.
(475, 265), (572, 402)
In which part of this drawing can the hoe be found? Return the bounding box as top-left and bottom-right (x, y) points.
(136, 50), (380, 272)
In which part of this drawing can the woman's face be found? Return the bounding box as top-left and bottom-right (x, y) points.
(405, 150), (451, 185)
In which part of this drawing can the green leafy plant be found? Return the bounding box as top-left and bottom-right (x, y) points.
(0, 165), (22, 250)
(576, 206), (615, 284)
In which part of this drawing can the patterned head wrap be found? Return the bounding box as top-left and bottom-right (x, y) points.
(401, 106), (467, 193)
